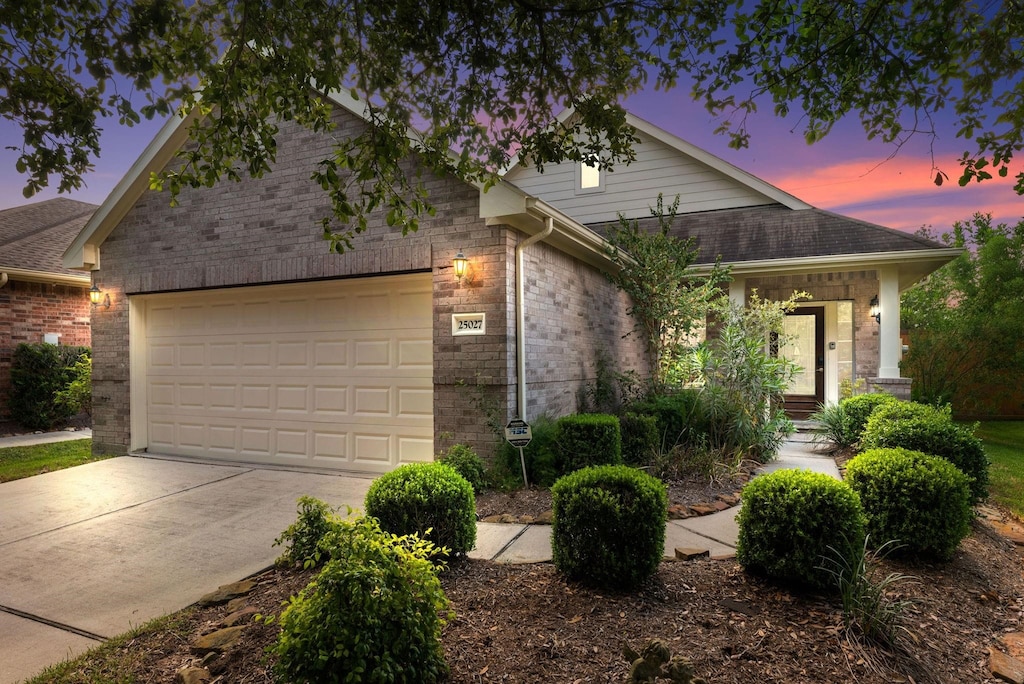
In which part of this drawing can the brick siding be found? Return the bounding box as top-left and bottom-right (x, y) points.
(89, 103), (646, 462)
(0, 280), (91, 419)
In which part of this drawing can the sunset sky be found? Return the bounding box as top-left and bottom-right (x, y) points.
(1, 84), (1020, 235)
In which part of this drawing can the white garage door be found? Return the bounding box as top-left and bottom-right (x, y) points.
(134, 274), (434, 473)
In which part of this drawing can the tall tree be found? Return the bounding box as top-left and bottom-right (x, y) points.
(2, 0), (1022, 249)
(901, 214), (1024, 414)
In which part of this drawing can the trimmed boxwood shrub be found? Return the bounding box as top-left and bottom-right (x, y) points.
(627, 389), (703, 449)
(10, 343), (91, 430)
(439, 443), (486, 493)
(556, 413), (622, 474)
(497, 414), (560, 487)
(846, 448), (972, 561)
(840, 393), (898, 441)
(551, 465), (667, 590)
(619, 412), (659, 466)
(365, 462), (476, 556)
(273, 515), (450, 684)
(737, 469), (865, 590)
(860, 401), (989, 503)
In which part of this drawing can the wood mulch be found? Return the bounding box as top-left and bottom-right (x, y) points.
(48, 509), (1024, 684)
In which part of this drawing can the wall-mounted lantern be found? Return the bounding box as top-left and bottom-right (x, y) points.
(453, 250), (468, 280)
(869, 295), (881, 324)
(90, 284), (111, 309)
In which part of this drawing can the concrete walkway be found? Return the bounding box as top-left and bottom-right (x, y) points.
(0, 428), (92, 449)
(469, 433), (841, 564)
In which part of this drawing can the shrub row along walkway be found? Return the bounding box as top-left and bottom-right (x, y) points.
(470, 433), (841, 563)
(0, 433), (835, 684)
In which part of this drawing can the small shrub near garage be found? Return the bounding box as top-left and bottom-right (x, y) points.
(840, 393), (899, 442)
(737, 469), (865, 591)
(365, 462), (476, 556)
(619, 412), (659, 466)
(10, 343), (91, 431)
(273, 515), (451, 684)
(551, 464), (667, 590)
(556, 413), (622, 474)
(846, 448), (972, 561)
(440, 443), (486, 493)
(860, 401), (989, 503)
(273, 496), (340, 568)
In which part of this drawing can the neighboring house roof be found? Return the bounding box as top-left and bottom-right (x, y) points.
(1, 198), (96, 286)
(595, 205), (961, 290)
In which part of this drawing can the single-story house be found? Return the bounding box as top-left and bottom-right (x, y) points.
(1, 198), (96, 419)
(64, 93), (958, 471)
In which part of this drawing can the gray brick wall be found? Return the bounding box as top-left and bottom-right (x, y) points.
(88, 103), (647, 463)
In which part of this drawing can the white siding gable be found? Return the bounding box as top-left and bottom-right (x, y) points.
(504, 127), (799, 225)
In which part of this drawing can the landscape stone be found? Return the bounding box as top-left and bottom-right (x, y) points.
(536, 510), (554, 524)
(222, 606), (258, 627)
(689, 504), (717, 516)
(225, 597), (248, 612)
(519, 515), (535, 524)
(716, 493), (741, 506)
(674, 547), (709, 561)
(668, 505), (694, 520)
(481, 514), (503, 523)
(197, 580), (257, 606)
(991, 649), (1024, 684)
(190, 626), (247, 654)
(498, 514), (518, 524)
(175, 666), (211, 684)
(992, 522), (1024, 546)
(710, 500), (730, 512)
(1002, 633), (1024, 660)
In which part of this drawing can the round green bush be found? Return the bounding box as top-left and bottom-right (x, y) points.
(365, 462), (476, 556)
(556, 413), (622, 474)
(860, 401), (989, 502)
(846, 448), (972, 560)
(551, 465), (667, 590)
(840, 393), (898, 441)
(273, 515), (450, 683)
(439, 443), (486, 493)
(736, 469), (865, 590)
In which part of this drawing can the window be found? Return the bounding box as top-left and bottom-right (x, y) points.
(575, 159), (605, 194)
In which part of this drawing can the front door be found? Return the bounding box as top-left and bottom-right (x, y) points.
(779, 307), (825, 419)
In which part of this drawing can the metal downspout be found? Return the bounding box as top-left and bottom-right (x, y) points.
(515, 217), (554, 420)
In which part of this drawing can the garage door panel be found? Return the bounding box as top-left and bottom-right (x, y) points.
(140, 274), (433, 472)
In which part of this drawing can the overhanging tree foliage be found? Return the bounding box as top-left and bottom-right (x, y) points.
(901, 214), (1024, 414)
(3, 0), (1022, 249)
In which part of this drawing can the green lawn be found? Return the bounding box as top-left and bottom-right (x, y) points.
(975, 421), (1024, 517)
(0, 439), (110, 483)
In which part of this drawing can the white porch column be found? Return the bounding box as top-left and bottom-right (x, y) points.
(877, 266), (901, 378)
(729, 277), (746, 307)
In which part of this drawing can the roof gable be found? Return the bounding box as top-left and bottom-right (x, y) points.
(502, 109), (809, 224)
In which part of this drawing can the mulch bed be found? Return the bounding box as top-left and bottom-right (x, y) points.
(57, 513), (1024, 684)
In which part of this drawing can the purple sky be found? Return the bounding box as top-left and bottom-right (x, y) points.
(1, 88), (1020, 234)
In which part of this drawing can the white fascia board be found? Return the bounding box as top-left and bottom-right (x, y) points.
(691, 247), (962, 291)
(480, 179), (623, 270)
(623, 112), (811, 211)
(1, 267), (91, 287)
(63, 108), (200, 271)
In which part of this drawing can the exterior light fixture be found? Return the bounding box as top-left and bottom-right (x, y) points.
(90, 284), (110, 309)
(869, 295), (880, 324)
(453, 250), (468, 280)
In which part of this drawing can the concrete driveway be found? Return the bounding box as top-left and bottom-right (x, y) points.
(0, 455), (371, 684)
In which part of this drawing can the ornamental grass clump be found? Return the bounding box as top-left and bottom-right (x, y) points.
(737, 469), (865, 590)
(860, 401), (989, 503)
(846, 448), (972, 560)
(551, 465), (667, 590)
(365, 462), (476, 556)
(272, 515), (451, 684)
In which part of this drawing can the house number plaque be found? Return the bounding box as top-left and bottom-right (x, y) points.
(452, 313), (486, 336)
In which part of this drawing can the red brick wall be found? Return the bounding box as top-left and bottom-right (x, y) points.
(0, 279), (91, 419)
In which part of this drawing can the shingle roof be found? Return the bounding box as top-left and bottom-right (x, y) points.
(594, 204), (947, 265)
(0, 198), (98, 276)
